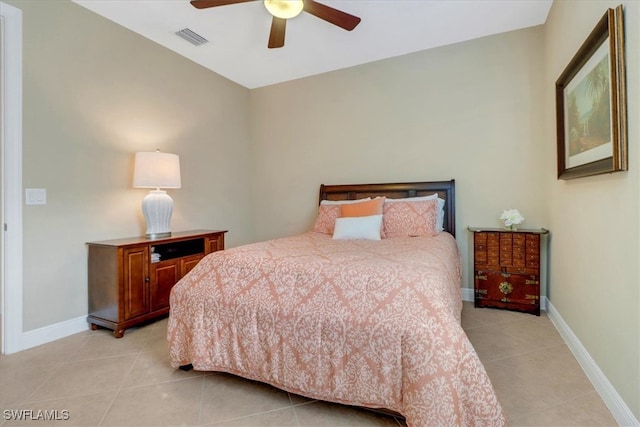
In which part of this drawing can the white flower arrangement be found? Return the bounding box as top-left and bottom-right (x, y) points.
(500, 209), (524, 230)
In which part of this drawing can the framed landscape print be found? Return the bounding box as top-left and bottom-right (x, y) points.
(555, 5), (627, 180)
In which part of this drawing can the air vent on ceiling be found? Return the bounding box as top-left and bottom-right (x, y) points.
(175, 28), (208, 46)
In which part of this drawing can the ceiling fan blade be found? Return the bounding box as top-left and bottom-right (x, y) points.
(190, 0), (255, 9)
(303, 0), (361, 31)
(268, 16), (286, 48)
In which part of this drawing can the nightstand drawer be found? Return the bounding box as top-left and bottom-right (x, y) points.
(474, 271), (540, 315)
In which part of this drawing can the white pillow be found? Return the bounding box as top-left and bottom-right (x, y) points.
(332, 215), (383, 240)
(385, 194), (445, 232)
(321, 197), (371, 205)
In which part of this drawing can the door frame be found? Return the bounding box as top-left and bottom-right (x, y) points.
(1, 1), (23, 354)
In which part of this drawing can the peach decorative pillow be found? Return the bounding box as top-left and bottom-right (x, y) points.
(341, 197), (385, 218)
(383, 199), (439, 238)
(312, 205), (341, 234)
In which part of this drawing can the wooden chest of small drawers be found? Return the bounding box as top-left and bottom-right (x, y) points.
(469, 227), (548, 315)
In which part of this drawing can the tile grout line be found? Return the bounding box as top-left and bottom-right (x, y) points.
(476, 340), (568, 364)
(18, 389), (121, 406)
(199, 405), (302, 426)
(506, 389), (603, 424)
(19, 361), (67, 407)
(196, 375), (206, 426)
(118, 372), (205, 393)
(97, 350), (143, 427)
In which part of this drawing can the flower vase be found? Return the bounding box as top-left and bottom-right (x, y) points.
(504, 224), (518, 231)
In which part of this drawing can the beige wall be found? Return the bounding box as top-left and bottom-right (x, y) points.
(9, 0), (254, 330)
(250, 26), (547, 292)
(542, 0), (640, 419)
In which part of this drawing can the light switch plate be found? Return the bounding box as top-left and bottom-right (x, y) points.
(25, 188), (47, 205)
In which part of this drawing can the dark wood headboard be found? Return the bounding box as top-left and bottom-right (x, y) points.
(319, 180), (456, 237)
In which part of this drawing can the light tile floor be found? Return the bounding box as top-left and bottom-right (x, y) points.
(0, 302), (617, 426)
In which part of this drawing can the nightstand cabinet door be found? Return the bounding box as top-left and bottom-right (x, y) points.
(88, 230), (227, 337)
(123, 246), (150, 321)
(149, 261), (180, 313)
(181, 254), (204, 276)
(471, 228), (547, 316)
(206, 233), (225, 253)
(149, 253), (204, 312)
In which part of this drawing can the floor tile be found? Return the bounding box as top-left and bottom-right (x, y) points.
(492, 317), (565, 347)
(496, 344), (595, 403)
(201, 407), (299, 426)
(3, 391), (116, 427)
(121, 346), (204, 389)
(101, 377), (203, 426)
(483, 357), (564, 420)
(198, 373), (293, 425)
(27, 355), (137, 402)
(0, 332), (90, 370)
(70, 326), (153, 361)
(508, 390), (618, 426)
(464, 323), (539, 362)
(0, 362), (63, 407)
(293, 400), (401, 426)
(461, 302), (528, 329)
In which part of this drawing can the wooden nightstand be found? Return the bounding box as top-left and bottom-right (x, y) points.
(468, 227), (548, 316)
(87, 229), (227, 337)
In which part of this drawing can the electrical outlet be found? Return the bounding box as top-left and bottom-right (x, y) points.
(25, 188), (47, 205)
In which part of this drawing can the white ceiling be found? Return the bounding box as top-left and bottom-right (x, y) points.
(73, 0), (552, 89)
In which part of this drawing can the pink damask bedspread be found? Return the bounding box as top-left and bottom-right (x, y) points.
(168, 232), (506, 426)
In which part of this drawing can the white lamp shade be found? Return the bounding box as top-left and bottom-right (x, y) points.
(133, 151), (181, 189)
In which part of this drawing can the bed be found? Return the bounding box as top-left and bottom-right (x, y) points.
(167, 180), (506, 426)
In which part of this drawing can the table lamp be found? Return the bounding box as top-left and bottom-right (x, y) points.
(133, 150), (181, 239)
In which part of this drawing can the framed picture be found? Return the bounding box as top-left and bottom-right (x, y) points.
(555, 5), (627, 180)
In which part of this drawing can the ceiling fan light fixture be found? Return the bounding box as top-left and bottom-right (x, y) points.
(264, 0), (304, 19)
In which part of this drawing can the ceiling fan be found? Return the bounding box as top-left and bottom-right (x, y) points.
(190, 0), (361, 49)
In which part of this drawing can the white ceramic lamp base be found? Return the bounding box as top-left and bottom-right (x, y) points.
(141, 190), (173, 239)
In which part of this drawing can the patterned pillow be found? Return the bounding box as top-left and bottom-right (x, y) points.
(312, 205), (341, 234)
(385, 194), (445, 232)
(383, 199), (439, 238)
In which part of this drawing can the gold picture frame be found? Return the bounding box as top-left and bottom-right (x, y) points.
(555, 5), (627, 180)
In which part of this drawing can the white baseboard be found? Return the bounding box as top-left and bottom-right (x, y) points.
(544, 301), (639, 426)
(20, 315), (89, 352)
